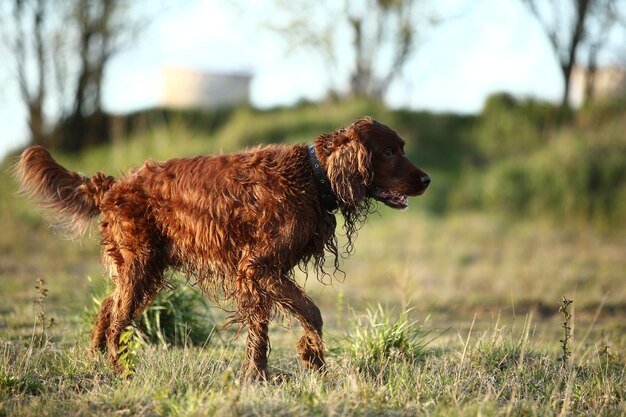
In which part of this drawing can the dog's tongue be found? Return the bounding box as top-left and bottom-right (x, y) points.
(377, 189), (409, 209)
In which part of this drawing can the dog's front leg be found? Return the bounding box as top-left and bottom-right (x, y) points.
(270, 276), (325, 372)
(235, 270), (272, 381)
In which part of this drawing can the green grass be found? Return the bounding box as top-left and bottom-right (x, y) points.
(342, 304), (432, 373)
(1, 305), (624, 416)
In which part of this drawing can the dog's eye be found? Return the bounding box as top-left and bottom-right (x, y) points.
(383, 148), (394, 157)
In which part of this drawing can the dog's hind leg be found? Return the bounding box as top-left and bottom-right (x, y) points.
(90, 250), (123, 352)
(269, 276), (325, 371)
(105, 257), (165, 374)
(96, 193), (168, 373)
(90, 294), (114, 352)
(99, 232), (166, 373)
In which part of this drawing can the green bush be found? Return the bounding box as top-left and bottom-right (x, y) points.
(474, 119), (626, 226)
(446, 95), (626, 227)
(389, 110), (476, 169)
(472, 93), (558, 162)
(85, 276), (218, 347)
(138, 280), (218, 347)
(212, 100), (388, 150)
(577, 97), (626, 128)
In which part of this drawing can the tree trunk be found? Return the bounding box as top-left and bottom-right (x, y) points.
(584, 47), (599, 105)
(349, 16), (370, 98)
(27, 103), (46, 146)
(560, 63), (573, 113)
(559, 0), (591, 117)
(65, 67), (89, 151)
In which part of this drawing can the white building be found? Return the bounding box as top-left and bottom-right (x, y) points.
(570, 65), (626, 107)
(161, 66), (252, 109)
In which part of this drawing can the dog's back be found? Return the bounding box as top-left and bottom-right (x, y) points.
(103, 145), (330, 281)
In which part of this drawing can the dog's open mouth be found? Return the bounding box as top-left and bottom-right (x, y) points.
(372, 188), (409, 209)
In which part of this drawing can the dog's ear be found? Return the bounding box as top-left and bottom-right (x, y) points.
(325, 126), (372, 208)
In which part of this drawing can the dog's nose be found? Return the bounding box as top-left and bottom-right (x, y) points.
(421, 175), (431, 187)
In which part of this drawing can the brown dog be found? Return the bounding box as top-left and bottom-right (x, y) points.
(16, 117), (430, 379)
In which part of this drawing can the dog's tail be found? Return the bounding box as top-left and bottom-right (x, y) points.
(15, 146), (116, 238)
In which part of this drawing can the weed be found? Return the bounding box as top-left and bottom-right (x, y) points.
(33, 278), (54, 347)
(558, 297), (574, 364)
(117, 325), (145, 378)
(598, 338), (624, 372)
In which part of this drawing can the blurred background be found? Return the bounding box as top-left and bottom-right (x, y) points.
(0, 0), (625, 337)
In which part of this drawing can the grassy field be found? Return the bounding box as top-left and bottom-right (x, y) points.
(1, 111), (625, 416)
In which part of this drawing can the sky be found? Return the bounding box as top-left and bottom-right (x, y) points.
(0, 0), (567, 159)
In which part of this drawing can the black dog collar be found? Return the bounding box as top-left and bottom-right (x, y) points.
(307, 145), (338, 212)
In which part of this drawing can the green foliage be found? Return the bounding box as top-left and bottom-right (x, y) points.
(138, 280), (218, 347)
(343, 304), (431, 372)
(5, 94), (626, 227)
(117, 325), (145, 378)
(474, 92), (558, 160)
(577, 96), (626, 127)
(448, 96), (626, 227)
(476, 122), (626, 226)
(212, 100), (387, 150)
(388, 109), (476, 169)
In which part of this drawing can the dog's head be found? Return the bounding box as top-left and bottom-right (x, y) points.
(321, 117), (430, 210)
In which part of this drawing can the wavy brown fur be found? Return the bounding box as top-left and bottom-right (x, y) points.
(15, 117), (429, 380)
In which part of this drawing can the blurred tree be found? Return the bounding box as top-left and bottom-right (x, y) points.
(266, 0), (437, 101)
(523, 0), (591, 114)
(1, 0), (158, 151)
(523, 0), (626, 112)
(61, 0), (149, 151)
(345, 0), (419, 99)
(2, 0), (53, 146)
